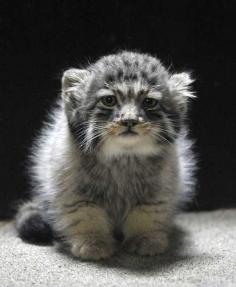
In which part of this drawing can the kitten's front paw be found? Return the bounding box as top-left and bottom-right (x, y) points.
(70, 234), (115, 261)
(123, 231), (168, 256)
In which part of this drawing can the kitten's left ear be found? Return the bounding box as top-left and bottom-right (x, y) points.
(168, 72), (195, 112)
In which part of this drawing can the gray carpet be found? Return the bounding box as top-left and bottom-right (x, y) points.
(0, 209), (235, 287)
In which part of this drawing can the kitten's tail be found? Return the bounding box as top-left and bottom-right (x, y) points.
(15, 201), (54, 245)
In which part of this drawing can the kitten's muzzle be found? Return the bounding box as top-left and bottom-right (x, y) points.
(120, 119), (138, 135)
(119, 119), (139, 136)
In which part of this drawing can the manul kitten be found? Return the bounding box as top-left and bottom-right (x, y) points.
(16, 51), (196, 260)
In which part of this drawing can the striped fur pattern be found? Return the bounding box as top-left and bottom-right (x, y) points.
(15, 51), (196, 260)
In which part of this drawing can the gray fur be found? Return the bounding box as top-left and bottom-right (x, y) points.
(15, 51), (196, 260)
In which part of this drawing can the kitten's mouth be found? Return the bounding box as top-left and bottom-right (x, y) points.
(120, 129), (138, 136)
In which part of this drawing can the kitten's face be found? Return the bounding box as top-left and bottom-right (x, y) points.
(62, 52), (194, 158)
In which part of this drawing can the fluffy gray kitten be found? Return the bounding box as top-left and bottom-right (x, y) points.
(16, 51), (196, 260)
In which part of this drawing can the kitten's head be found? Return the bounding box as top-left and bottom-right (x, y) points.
(62, 51), (194, 159)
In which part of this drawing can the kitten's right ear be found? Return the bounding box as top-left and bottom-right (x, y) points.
(62, 69), (90, 106)
(62, 69), (90, 92)
(62, 69), (90, 117)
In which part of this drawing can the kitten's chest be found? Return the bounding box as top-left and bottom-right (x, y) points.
(110, 157), (142, 183)
(88, 156), (159, 201)
(106, 157), (159, 222)
(78, 155), (161, 224)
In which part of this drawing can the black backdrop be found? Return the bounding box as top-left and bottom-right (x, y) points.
(1, 1), (236, 218)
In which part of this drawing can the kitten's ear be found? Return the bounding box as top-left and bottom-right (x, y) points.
(62, 69), (90, 93)
(61, 69), (90, 117)
(168, 72), (195, 112)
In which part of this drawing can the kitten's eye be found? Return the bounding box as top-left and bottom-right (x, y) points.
(142, 98), (158, 109)
(101, 95), (117, 107)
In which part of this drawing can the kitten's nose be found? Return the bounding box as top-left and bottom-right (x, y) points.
(121, 119), (138, 128)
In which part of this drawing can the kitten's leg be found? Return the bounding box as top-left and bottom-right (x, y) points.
(60, 204), (115, 260)
(122, 204), (172, 256)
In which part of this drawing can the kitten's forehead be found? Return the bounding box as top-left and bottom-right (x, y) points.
(88, 52), (169, 98)
(95, 52), (167, 83)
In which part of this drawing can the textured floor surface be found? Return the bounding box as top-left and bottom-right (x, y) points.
(0, 209), (236, 287)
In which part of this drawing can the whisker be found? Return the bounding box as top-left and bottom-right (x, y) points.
(151, 131), (175, 146)
(150, 125), (177, 137)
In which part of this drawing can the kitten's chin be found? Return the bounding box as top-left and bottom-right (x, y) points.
(98, 134), (161, 160)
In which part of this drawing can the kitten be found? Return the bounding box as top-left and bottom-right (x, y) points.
(15, 51), (196, 260)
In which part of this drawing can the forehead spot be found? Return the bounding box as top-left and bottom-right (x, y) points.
(105, 73), (115, 83)
(140, 71), (148, 80)
(130, 73), (138, 81)
(147, 76), (158, 86)
(123, 59), (131, 67)
(151, 64), (157, 72)
(117, 69), (124, 80)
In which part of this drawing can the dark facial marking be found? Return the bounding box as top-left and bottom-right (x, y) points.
(159, 102), (182, 133)
(151, 64), (157, 73)
(145, 109), (163, 121)
(105, 73), (115, 83)
(94, 106), (113, 120)
(123, 59), (131, 67)
(141, 71), (148, 80)
(147, 76), (158, 86)
(117, 69), (124, 80)
(69, 120), (86, 146)
(124, 74), (130, 81)
(130, 73), (138, 81)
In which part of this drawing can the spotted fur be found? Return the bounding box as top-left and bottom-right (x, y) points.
(15, 51), (196, 260)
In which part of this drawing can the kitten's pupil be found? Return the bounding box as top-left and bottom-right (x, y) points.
(143, 98), (158, 109)
(102, 96), (117, 107)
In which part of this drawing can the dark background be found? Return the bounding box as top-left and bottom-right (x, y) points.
(1, 1), (236, 218)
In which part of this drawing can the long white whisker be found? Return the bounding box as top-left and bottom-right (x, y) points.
(151, 131), (174, 146)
